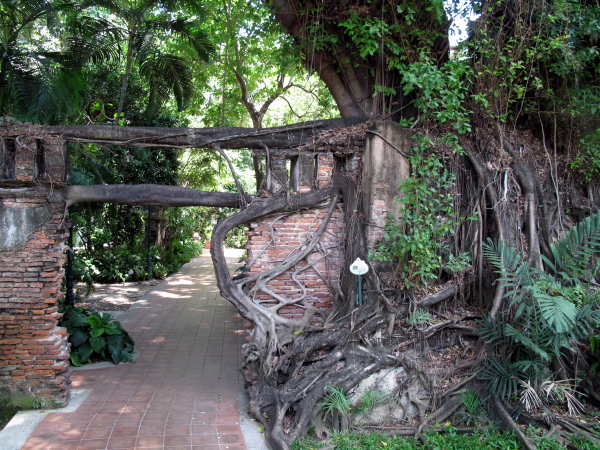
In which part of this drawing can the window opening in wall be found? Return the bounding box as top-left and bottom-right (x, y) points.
(313, 154), (319, 180)
(1, 138), (16, 180)
(35, 139), (46, 181)
(289, 156), (299, 191)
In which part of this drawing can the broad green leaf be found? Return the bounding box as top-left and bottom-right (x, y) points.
(89, 336), (107, 353)
(88, 315), (102, 329)
(536, 294), (577, 333)
(107, 344), (122, 364)
(90, 328), (105, 338)
(120, 351), (134, 363)
(70, 352), (82, 367)
(78, 344), (93, 363)
(107, 334), (123, 348)
(70, 329), (89, 347)
(104, 327), (121, 335)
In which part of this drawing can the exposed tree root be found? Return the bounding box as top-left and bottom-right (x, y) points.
(555, 417), (600, 444)
(415, 395), (462, 437)
(491, 396), (536, 450)
(417, 283), (458, 308)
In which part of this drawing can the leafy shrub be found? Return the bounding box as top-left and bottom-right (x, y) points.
(480, 210), (600, 404)
(60, 306), (135, 366)
(571, 128), (600, 182)
(330, 431), (420, 450)
(425, 427), (520, 450)
(71, 240), (202, 285)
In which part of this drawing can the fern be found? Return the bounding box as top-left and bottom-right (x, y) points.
(480, 211), (600, 403)
(321, 386), (351, 418)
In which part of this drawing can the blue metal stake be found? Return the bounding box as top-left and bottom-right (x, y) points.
(358, 274), (363, 305)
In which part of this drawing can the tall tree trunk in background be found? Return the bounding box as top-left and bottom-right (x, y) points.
(115, 30), (136, 123)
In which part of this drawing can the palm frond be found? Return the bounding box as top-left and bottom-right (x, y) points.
(476, 314), (507, 347)
(549, 209), (600, 279)
(140, 52), (194, 114)
(480, 358), (522, 399)
(163, 18), (216, 61)
(519, 380), (543, 413)
(531, 289), (577, 334)
(504, 324), (551, 361)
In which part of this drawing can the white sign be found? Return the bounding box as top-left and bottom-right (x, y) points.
(349, 258), (369, 276)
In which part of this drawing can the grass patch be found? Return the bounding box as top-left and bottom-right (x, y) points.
(292, 427), (600, 450)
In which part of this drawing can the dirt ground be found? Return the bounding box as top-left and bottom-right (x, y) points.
(73, 279), (162, 312)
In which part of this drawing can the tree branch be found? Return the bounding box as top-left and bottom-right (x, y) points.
(59, 184), (251, 208)
(49, 118), (364, 149)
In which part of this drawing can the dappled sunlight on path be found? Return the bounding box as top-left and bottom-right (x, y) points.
(20, 251), (249, 450)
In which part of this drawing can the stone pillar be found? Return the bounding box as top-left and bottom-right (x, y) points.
(361, 122), (411, 248)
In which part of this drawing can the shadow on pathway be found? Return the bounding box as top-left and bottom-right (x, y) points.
(19, 251), (258, 450)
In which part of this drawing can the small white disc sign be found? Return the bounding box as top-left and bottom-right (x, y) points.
(349, 257), (369, 275)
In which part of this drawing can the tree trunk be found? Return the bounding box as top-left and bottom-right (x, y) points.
(115, 30), (136, 123)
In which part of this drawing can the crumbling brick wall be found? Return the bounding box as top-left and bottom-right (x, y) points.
(245, 152), (347, 320)
(0, 124), (71, 406)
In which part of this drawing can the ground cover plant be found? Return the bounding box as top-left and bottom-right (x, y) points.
(59, 306), (135, 366)
(291, 427), (600, 450)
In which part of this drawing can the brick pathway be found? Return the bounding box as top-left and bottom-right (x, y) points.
(21, 252), (248, 450)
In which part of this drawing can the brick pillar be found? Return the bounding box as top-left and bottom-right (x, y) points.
(1, 125), (71, 407)
(0, 189), (71, 406)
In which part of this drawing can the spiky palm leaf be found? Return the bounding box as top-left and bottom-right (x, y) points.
(548, 209), (600, 280)
(480, 358), (523, 399)
(140, 53), (194, 116)
(63, 16), (123, 66)
(148, 18), (215, 61)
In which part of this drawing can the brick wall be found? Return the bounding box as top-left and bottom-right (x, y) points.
(245, 153), (345, 322)
(0, 124), (71, 406)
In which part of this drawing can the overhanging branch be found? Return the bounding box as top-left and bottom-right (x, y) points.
(49, 118), (364, 149)
(59, 184), (252, 208)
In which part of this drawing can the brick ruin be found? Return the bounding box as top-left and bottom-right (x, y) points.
(0, 123), (71, 406)
(242, 123), (410, 386)
(0, 120), (410, 404)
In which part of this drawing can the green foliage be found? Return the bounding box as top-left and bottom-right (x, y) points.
(72, 238), (201, 284)
(371, 136), (471, 288)
(321, 386), (352, 418)
(293, 428), (533, 450)
(0, 387), (62, 421)
(66, 0), (216, 120)
(60, 306), (135, 366)
(321, 386), (389, 424)
(401, 56), (472, 134)
(292, 427), (594, 450)
(572, 129), (600, 183)
(0, 0), (87, 123)
(424, 427), (520, 450)
(330, 431), (420, 450)
(456, 389), (487, 426)
(479, 210), (600, 401)
(350, 390), (388, 415)
(569, 435), (600, 450)
(407, 308), (431, 326)
(291, 435), (324, 450)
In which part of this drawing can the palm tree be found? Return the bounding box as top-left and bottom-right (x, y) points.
(67, 0), (215, 121)
(0, 0), (78, 121)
